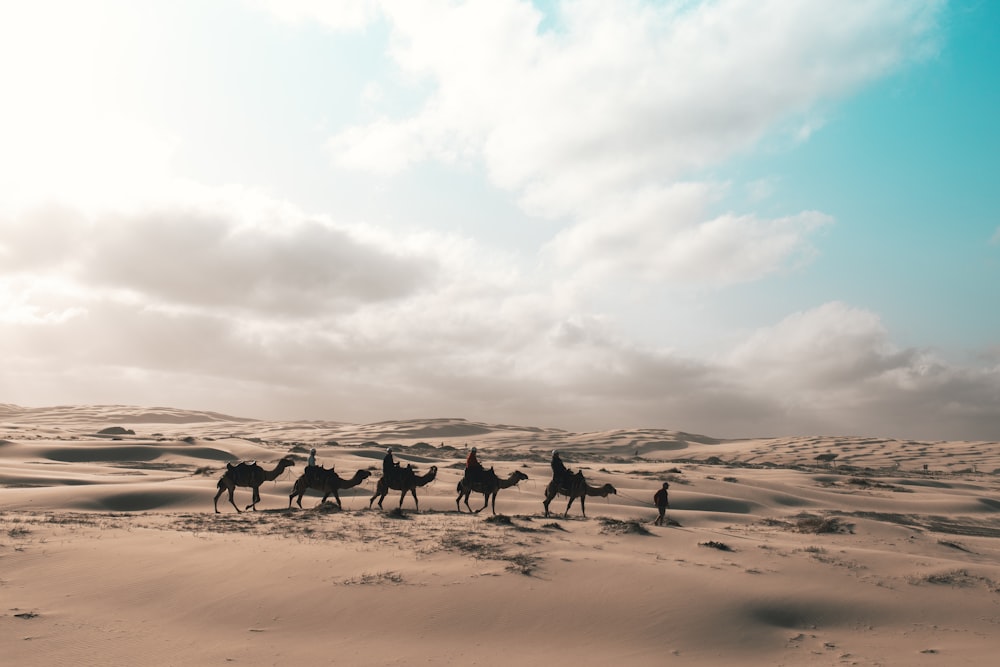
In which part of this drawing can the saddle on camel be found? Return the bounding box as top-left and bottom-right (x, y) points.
(549, 450), (582, 492)
(463, 446), (485, 486)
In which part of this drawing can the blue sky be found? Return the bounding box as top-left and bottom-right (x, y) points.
(1, 0), (998, 440)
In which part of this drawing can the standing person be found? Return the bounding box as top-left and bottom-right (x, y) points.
(653, 482), (670, 526)
(465, 446), (484, 484)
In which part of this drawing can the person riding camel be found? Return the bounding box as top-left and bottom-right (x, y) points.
(551, 450), (571, 489)
(307, 448), (317, 468)
(464, 446), (484, 485)
(382, 447), (398, 484)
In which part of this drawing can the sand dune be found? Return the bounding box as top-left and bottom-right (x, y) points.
(2, 404), (999, 665)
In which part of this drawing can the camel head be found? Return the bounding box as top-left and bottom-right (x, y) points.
(600, 483), (617, 497)
(416, 465), (438, 486)
(511, 470), (529, 483)
(353, 469), (373, 482)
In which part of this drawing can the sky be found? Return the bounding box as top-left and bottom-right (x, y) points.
(1, 0), (998, 440)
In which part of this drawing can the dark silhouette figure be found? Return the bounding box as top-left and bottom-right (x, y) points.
(369, 464), (438, 511)
(464, 446), (484, 485)
(455, 468), (528, 514)
(214, 457), (295, 513)
(653, 482), (670, 526)
(288, 467), (372, 510)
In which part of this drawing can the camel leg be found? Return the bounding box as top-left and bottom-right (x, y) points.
(464, 489), (480, 513)
(332, 490), (342, 510)
(214, 487), (224, 513)
(580, 495), (586, 518)
(474, 493), (489, 514)
(228, 486), (241, 513)
(246, 484), (264, 512)
(490, 492), (498, 515)
(564, 495), (575, 517)
(410, 488), (419, 512)
(542, 485), (555, 518)
(370, 480), (386, 508)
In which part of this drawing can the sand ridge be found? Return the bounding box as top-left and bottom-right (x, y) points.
(2, 404), (999, 665)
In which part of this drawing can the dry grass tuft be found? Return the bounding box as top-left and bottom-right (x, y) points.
(599, 518), (651, 536)
(342, 571), (404, 586)
(908, 569), (1000, 592)
(794, 514), (852, 534)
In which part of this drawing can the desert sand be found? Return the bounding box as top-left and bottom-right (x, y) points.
(2, 404), (999, 665)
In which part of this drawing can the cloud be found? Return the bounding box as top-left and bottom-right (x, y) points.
(2, 198), (442, 319)
(315, 0), (940, 288)
(326, 0), (943, 212)
(545, 181), (833, 287)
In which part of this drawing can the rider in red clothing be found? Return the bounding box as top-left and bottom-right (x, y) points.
(464, 446), (484, 484)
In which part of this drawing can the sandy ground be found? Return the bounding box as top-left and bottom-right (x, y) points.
(2, 404), (999, 665)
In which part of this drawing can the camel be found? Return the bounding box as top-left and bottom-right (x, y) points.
(542, 472), (617, 518)
(214, 456), (295, 513)
(288, 467), (372, 510)
(369, 464), (438, 511)
(455, 468), (529, 515)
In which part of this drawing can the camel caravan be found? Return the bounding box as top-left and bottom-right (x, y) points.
(214, 446), (627, 519)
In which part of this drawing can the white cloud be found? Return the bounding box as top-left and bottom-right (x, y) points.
(546, 182), (832, 287)
(2, 203), (443, 318)
(729, 301), (911, 389)
(326, 0), (942, 212)
(314, 0), (939, 288)
(7, 1), (994, 441)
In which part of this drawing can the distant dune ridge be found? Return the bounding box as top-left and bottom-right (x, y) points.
(2, 404), (999, 665)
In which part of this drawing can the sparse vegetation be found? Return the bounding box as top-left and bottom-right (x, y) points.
(342, 571), (404, 586)
(699, 540), (733, 551)
(908, 569), (1000, 593)
(794, 514), (852, 534)
(599, 518), (651, 536)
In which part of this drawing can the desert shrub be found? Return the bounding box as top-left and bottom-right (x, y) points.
(485, 514), (513, 526)
(599, 518), (651, 536)
(505, 553), (539, 576)
(909, 569), (999, 592)
(699, 540), (733, 551)
(795, 514), (851, 534)
(342, 571), (403, 585)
